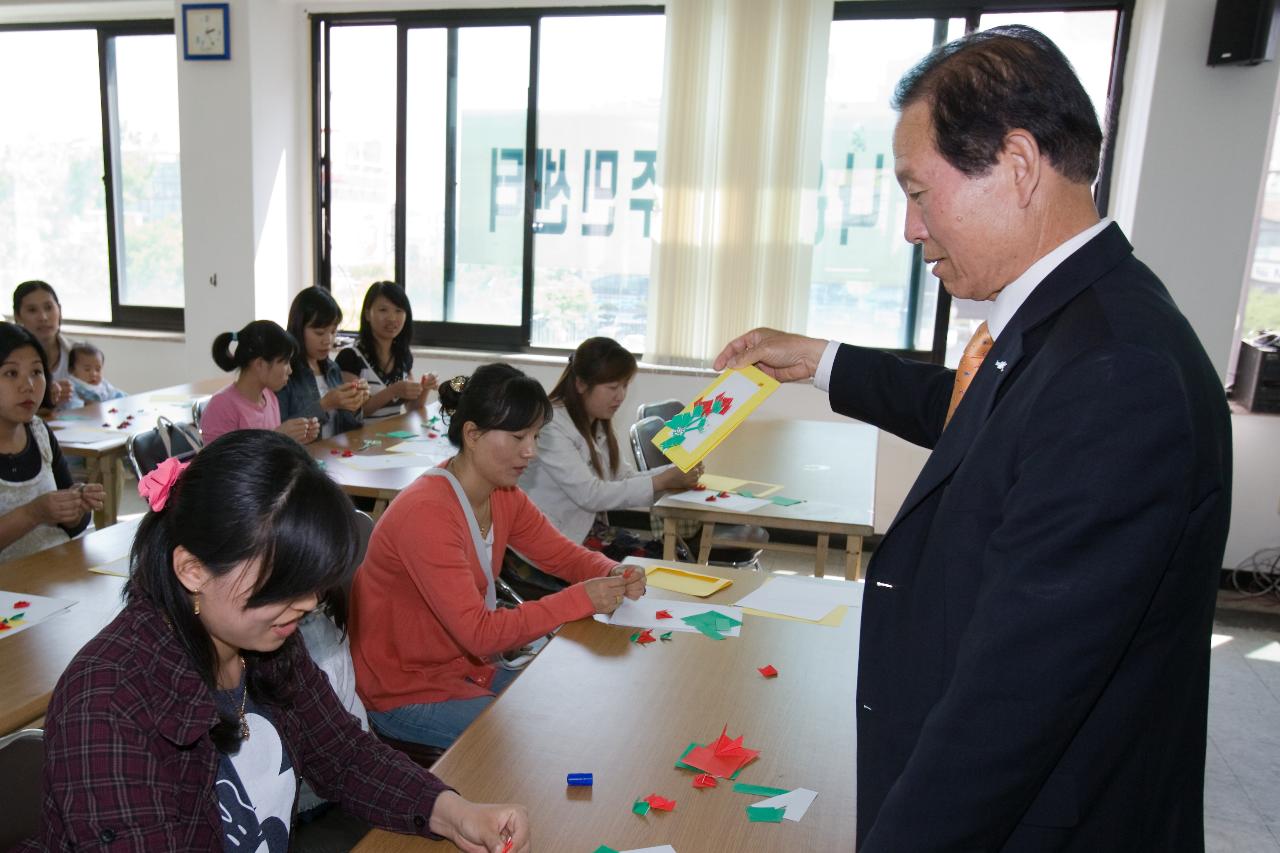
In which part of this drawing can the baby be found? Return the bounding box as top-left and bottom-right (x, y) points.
(68, 342), (126, 407)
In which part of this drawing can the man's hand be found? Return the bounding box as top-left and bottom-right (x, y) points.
(713, 328), (827, 383)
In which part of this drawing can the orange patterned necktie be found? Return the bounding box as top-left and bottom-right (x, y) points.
(945, 321), (993, 427)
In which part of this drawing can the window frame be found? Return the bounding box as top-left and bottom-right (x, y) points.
(0, 18), (184, 331)
(311, 5), (665, 353)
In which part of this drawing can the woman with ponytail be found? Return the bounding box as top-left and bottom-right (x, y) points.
(201, 320), (319, 445)
(31, 430), (529, 852)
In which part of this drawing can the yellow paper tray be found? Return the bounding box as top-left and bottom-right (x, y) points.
(644, 566), (733, 598)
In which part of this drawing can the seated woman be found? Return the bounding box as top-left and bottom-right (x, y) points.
(277, 287), (368, 440)
(12, 280), (75, 409)
(349, 363), (643, 749)
(31, 431), (528, 852)
(202, 320), (317, 446)
(521, 337), (700, 562)
(336, 281), (436, 421)
(0, 323), (103, 561)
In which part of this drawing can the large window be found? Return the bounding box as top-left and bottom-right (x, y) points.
(1241, 108), (1280, 338)
(315, 8), (665, 350)
(0, 22), (184, 328)
(815, 2), (1128, 366)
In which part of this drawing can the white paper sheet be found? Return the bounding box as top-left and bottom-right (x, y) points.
(623, 847), (679, 853)
(664, 489), (772, 514)
(0, 590), (76, 639)
(733, 575), (863, 621)
(47, 427), (123, 444)
(332, 453), (435, 471)
(594, 591), (743, 637)
(751, 787), (818, 821)
(384, 439), (453, 462)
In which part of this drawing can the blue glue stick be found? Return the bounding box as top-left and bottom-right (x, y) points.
(566, 773), (593, 787)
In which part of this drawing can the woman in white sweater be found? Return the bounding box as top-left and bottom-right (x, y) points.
(521, 337), (699, 561)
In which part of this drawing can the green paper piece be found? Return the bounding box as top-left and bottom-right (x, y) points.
(7, 613), (24, 623)
(681, 610), (742, 640)
(629, 631), (640, 643)
(632, 799), (651, 816)
(382, 430), (418, 439)
(659, 631), (673, 641)
(746, 805), (786, 823)
(592, 847), (620, 853)
(733, 783), (790, 797)
(660, 410), (709, 449)
(769, 495), (804, 507)
(675, 742), (747, 779)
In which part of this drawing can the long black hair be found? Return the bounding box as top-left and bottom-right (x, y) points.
(286, 287), (343, 376)
(356, 281), (413, 377)
(211, 320), (297, 374)
(12, 279), (60, 321)
(0, 322), (53, 409)
(127, 430), (359, 752)
(437, 363), (553, 450)
(548, 337), (636, 477)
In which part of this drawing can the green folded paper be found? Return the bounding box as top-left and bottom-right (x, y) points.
(746, 805), (786, 823)
(632, 799), (651, 816)
(733, 782), (790, 797)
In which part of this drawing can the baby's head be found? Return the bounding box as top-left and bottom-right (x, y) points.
(69, 343), (104, 386)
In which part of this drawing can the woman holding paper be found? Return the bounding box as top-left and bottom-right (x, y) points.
(520, 337), (700, 563)
(350, 362), (645, 749)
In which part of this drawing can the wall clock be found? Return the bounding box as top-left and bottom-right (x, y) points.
(182, 3), (230, 61)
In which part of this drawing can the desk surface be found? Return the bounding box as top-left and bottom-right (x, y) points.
(655, 419), (876, 529)
(0, 521), (134, 734)
(308, 408), (446, 498)
(52, 378), (225, 456)
(354, 559), (861, 852)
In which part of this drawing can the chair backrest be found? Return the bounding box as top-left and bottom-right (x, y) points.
(126, 416), (202, 479)
(0, 728), (44, 848)
(630, 415), (670, 472)
(191, 397), (211, 429)
(636, 398), (684, 424)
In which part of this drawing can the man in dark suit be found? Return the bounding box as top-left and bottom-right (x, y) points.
(716, 26), (1231, 852)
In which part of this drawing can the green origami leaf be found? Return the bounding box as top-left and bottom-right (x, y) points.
(632, 799), (651, 816)
(733, 783), (790, 797)
(746, 805), (786, 823)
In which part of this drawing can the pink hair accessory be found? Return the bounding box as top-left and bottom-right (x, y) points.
(138, 457), (190, 512)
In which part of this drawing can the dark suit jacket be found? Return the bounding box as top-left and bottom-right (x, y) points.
(832, 224), (1231, 852)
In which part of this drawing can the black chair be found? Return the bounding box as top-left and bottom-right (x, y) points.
(191, 397), (211, 430)
(126, 416), (202, 480)
(0, 728), (44, 848)
(636, 398), (684, 424)
(630, 416), (767, 569)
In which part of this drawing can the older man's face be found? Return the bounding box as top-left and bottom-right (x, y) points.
(893, 101), (1023, 302)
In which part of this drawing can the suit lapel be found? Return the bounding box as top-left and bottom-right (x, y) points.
(881, 223), (1133, 538)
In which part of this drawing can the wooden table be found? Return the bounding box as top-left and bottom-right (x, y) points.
(653, 420), (877, 580)
(51, 379), (224, 528)
(354, 558), (860, 852)
(0, 521), (134, 735)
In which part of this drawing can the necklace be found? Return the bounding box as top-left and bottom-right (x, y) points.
(236, 655), (250, 741)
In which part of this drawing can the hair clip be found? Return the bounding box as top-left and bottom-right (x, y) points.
(230, 332), (238, 342)
(138, 456), (191, 512)
(449, 375), (467, 393)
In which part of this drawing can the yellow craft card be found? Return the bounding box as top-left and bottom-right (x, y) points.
(88, 556), (130, 578)
(698, 474), (783, 498)
(644, 566), (733, 597)
(740, 605), (848, 627)
(652, 366), (781, 472)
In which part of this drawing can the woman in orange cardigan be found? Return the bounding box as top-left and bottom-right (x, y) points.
(350, 363), (644, 748)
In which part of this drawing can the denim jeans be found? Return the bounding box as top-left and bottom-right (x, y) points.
(367, 667), (520, 749)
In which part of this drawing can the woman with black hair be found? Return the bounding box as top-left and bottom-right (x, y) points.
(336, 281), (437, 420)
(202, 320), (318, 445)
(11, 280), (75, 408)
(277, 287), (368, 440)
(350, 363), (643, 749)
(0, 322), (103, 561)
(31, 431), (529, 851)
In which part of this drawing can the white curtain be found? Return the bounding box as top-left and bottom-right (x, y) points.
(647, 0), (834, 365)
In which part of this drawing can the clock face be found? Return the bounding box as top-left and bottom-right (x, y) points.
(185, 6), (228, 58)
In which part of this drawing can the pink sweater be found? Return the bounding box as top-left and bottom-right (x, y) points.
(350, 471), (616, 710)
(200, 384), (281, 444)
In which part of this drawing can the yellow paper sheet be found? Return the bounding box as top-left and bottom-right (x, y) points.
(698, 474), (783, 498)
(88, 556), (130, 578)
(644, 566), (733, 597)
(740, 604), (848, 627)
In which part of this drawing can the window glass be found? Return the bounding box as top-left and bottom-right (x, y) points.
(404, 27), (448, 325)
(0, 30), (111, 321)
(531, 14), (666, 352)
(1241, 111), (1280, 337)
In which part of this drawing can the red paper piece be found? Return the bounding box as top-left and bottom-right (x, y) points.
(692, 484), (707, 491)
(342, 450), (354, 458)
(102, 423), (111, 427)
(655, 610), (672, 620)
(0, 623), (9, 631)
(683, 725), (760, 779)
(13, 601), (30, 609)
(692, 774), (717, 788)
(330, 449), (339, 455)
(718, 491), (730, 498)
(758, 664), (778, 678)
(635, 628), (656, 645)
(427, 432), (439, 439)
(644, 793), (676, 811)
(108, 408), (118, 413)
(705, 495), (717, 502)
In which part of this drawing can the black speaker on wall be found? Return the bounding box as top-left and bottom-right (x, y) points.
(1208, 0), (1280, 65)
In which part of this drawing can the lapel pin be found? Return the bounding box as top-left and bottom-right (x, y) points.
(995, 360), (1007, 371)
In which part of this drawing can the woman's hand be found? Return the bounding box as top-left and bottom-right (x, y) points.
(653, 462), (703, 494)
(27, 486), (100, 526)
(278, 417), (319, 444)
(391, 378), (424, 402)
(583, 574), (630, 614)
(609, 564), (647, 600)
(408, 373), (438, 409)
(321, 381), (366, 413)
(49, 378), (74, 408)
(428, 791), (530, 853)
(75, 483), (105, 513)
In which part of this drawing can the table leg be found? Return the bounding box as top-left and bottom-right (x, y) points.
(661, 518), (677, 561)
(697, 522), (715, 565)
(87, 456), (121, 529)
(814, 533), (829, 578)
(845, 535), (864, 581)
(371, 495), (390, 519)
